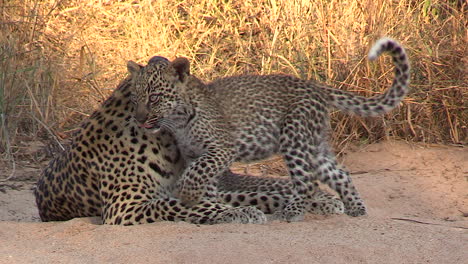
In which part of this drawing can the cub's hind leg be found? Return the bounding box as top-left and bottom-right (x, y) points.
(279, 98), (367, 217)
(311, 145), (366, 216)
(303, 181), (345, 215)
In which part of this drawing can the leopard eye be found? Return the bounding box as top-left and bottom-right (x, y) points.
(149, 94), (159, 103)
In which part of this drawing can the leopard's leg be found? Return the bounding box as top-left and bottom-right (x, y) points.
(218, 171), (305, 221)
(279, 99), (366, 217)
(312, 151), (365, 216)
(175, 148), (236, 207)
(218, 171), (293, 192)
(101, 196), (266, 225)
(218, 172), (343, 221)
(218, 190), (304, 222)
(303, 181), (345, 215)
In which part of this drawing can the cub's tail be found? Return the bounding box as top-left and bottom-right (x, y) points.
(326, 38), (410, 117)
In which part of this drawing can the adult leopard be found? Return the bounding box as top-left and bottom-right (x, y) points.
(35, 77), (344, 225)
(127, 37), (410, 217)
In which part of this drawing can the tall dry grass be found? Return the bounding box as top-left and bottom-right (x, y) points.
(0, 0), (466, 163)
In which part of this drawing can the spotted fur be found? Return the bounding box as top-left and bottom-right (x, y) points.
(128, 38), (410, 218)
(35, 77), (344, 225)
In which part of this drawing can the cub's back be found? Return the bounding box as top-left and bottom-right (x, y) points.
(208, 74), (326, 127)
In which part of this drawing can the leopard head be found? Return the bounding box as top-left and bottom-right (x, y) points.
(127, 56), (192, 132)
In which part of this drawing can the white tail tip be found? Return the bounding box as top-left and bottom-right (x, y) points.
(368, 37), (398, 61)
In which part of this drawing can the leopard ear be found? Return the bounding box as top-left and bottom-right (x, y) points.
(127, 61), (142, 77)
(168, 57), (190, 83)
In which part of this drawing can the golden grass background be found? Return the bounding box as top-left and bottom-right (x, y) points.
(0, 0), (466, 161)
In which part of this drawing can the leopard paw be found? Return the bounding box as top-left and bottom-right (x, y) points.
(272, 201), (305, 223)
(306, 197), (345, 215)
(344, 202), (367, 217)
(214, 206), (267, 224)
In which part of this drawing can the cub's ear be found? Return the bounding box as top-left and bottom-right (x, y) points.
(168, 57), (190, 82)
(127, 61), (142, 77)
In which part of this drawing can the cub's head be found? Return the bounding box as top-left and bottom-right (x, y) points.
(127, 56), (192, 131)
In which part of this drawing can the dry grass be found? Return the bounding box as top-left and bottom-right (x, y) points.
(0, 0), (466, 163)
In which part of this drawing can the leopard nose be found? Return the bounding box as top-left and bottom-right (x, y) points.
(135, 113), (147, 124)
(135, 105), (148, 124)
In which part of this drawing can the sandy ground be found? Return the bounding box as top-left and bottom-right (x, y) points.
(0, 141), (467, 264)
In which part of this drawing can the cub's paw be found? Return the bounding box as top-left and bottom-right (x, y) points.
(344, 201), (367, 217)
(214, 206), (267, 224)
(272, 201), (305, 223)
(306, 197), (345, 215)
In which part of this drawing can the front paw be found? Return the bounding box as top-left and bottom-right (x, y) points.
(344, 201), (367, 217)
(215, 207), (267, 224)
(272, 201), (305, 223)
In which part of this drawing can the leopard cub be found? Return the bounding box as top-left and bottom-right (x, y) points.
(127, 38), (410, 217)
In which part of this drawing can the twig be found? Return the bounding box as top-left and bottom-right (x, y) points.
(406, 104), (417, 137)
(30, 114), (65, 152)
(442, 99), (459, 143)
(1, 113), (16, 180)
(350, 167), (426, 175)
(391, 217), (468, 230)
